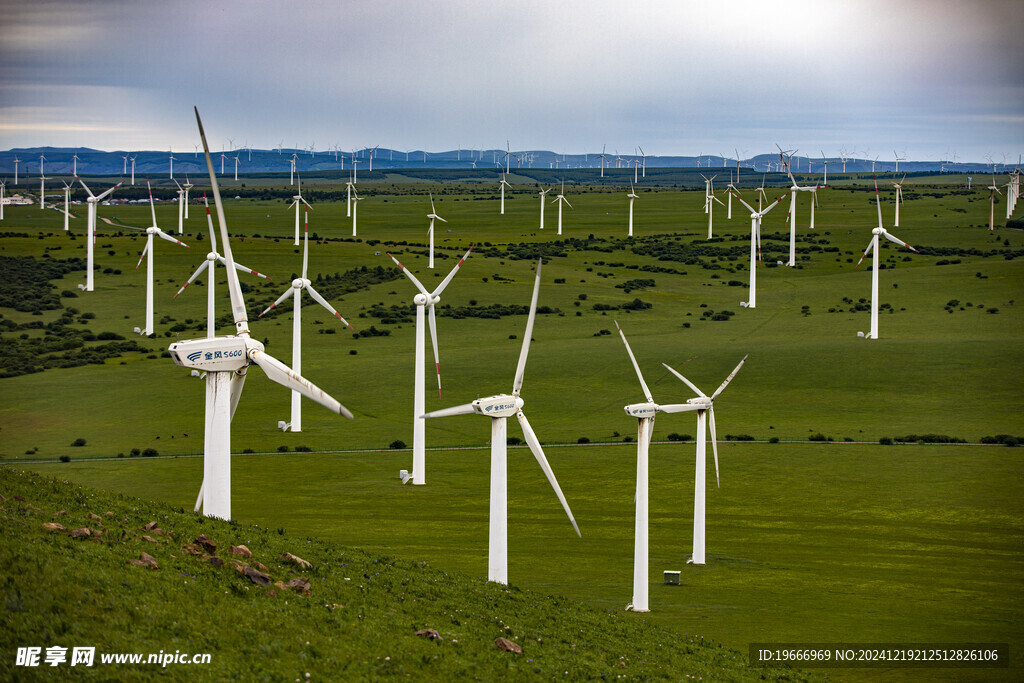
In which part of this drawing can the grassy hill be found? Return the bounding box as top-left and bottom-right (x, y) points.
(0, 467), (809, 681)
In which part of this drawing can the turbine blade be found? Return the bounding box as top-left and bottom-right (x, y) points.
(387, 252), (430, 297)
(658, 403), (702, 414)
(517, 410), (580, 537)
(512, 258), (543, 397)
(305, 284), (353, 329)
(661, 362), (706, 398)
(146, 179), (158, 228)
(614, 321), (653, 403)
(228, 368), (247, 420)
(156, 230), (190, 248)
(733, 192), (755, 214)
(711, 355), (748, 400)
(882, 231), (918, 252)
(221, 257), (272, 280)
(709, 408), (720, 488)
(174, 260), (210, 298)
(95, 181), (122, 202)
(429, 192), (436, 215)
(431, 245), (473, 296)
(856, 239), (874, 267)
(760, 193), (789, 217)
(249, 348), (353, 418)
(427, 304), (441, 398)
(422, 402), (475, 419)
(135, 241), (149, 270)
(873, 176), (884, 230)
(258, 287), (295, 318)
(195, 107), (249, 333)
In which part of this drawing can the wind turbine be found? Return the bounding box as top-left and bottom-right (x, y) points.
(60, 181), (75, 231)
(182, 177), (193, 220)
(74, 154), (81, 176)
(173, 179), (186, 234)
(75, 177), (122, 292)
(779, 147), (821, 266)
(499, 174), (512, 215)
(503, 141), (512, 174)
(129, 156), (136, 185)
(987, 174), (1003, 232)
(39, 153), (46, 177)
(345, 178), (354, 217)
(422, 259), (580, 584)
(233, 154), (241, 181)
(552, 180), (572, 235)
(387, 246), (474, 486)
(259, 210), (353, 432)
(129, 179), (191, 336)
(13, 156), (19, 184)
(626, 182), (639, 236)
(598, 145), (608, 177)
(170, 108), (353, 521)
(38, 172), (49, 209)
(638, 146), (648, 178)
(662, 356), (748, 565)
(856, 177), (920, 339)
(891, 175), (907, 227)
(175, 193), (272, 338)
(289, 174), (312, 245)
(701, 174), (724, 239)
(426, 193), (447, 269)
(0, 179), (5, 220)
(615, 321), (697, 612)
(725, 172), (739, 219)
(350, 187), (362, 236)
(731, 189), (787, 309)
(169, 153), (176, 180)
(537, 186), (552, 229)
(289, 154), (297, 185)
(820, 152), (829, 186)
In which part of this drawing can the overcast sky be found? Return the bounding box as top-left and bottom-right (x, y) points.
(1, 0), (1021, 162)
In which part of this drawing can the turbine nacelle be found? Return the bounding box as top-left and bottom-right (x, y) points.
(413, 292), (439, 306)
(624, 402), (658, 418)
(206, 251), (218, 262)
(168, 336), (252, 373)
(291, 277), (310, 289)
(473, 394), (524, 418)
(687, 397), (713, 409)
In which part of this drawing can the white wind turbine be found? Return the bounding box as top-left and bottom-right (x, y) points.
(74, 154), (81, 176)
(662, 355), (748, 565)
(289, 174), (313, 245)
(537, 185), (552, 229)
(38, 172), (49, 209)
(638, 146), (648, 178)
(820, 151), (829, 186)
(182, 177), (193, 220)
(75, 177), (122, 292)
(725, 171), (739, 220)
(552, 180), (572, 235)
(387, 246), (474, 486)
(0, 179), (5, 220)
(60, 181), (75, 231)
(598, 145), (608, 177)
(173, 179), (186, 234)
(731, 188), (787, 309)
(129, 156), (136, 186)
(701, 174), (725, 239)
(422, 259), (580, 584)
(351, 188), (363, 236)
(891, 174), (907, 227)
(626, 182), (639, 236)
(13, 156), (19, 184)
(779, 148), (822, 266)
(259, 210), (353, 433)
(175, 193), (272, 338)
(130, 179), (191, 336)
(345, 178), (354, 217)
(499, 174), (512, 215)
(233, 154), (240, 181)
(170, 108), (353, 521)
(426, 193), (447, 269)
(856, 177), (920, 340)
(987, 174), (1003, 232)
(615, 321), (697, 612)
(169, 153), (176, 180)
(289, 154), (297, 185)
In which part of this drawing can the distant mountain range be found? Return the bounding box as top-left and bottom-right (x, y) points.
(0, 146), (1012, 178)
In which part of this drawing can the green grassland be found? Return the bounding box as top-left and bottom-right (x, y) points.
(1, 172), (1022, 679)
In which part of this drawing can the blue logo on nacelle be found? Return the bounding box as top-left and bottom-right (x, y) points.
(187, 351), (203, 362)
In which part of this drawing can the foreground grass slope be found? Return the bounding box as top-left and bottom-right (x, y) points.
(0, 467), (808, 681)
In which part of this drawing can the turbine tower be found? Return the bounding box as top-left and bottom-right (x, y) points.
(731, 189), (787, 309)
(615, 321), (696, 612)
(626, 182), (639, 236)
(422, 259), (580, 584)
(169, 108), (353, 521)
(891, 175), (906, 227)
(387, 247), (474, 486)
(289, 174), (312, 245)
(856, 177), (920, 340)
(552, 180), (572, 235)
(537, 186), (552, 229)
(499, 174), (512, 215)
(131, 179), (191, 336)
(75, 177), (122, 292)
(425, 193), (447, 269)
(662, 356), (748, 565)
(259, 210), (353, 433)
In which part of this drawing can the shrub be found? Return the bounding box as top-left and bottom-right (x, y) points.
(667, 433), (692, 442)
(71, 438), (86, 447)
(142, 448), (158, 457)
(577, 437), (590, 444)
(388, 440), (407, 449)
(59, 455), (71, 463)
(507, 437), (522, 446)
(277, 445), (290, 452)
(768, 437), (780, 444)
(294, 446), (312, 452)
(879, 437), (894, 445)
